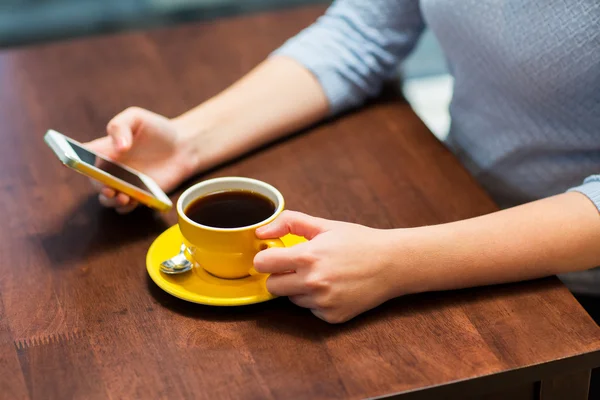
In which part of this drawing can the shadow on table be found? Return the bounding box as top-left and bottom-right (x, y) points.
(146, 275), (341, 340)
(146, 274), (454, 340)
(39, 195), (170, 268)
(148, 276), (562, 340)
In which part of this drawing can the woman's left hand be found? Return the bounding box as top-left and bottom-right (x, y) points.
(254, 211), (404, 323)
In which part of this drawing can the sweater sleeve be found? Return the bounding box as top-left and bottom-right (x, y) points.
(568, 175), (600, 212)
(271, 0), (425, 115)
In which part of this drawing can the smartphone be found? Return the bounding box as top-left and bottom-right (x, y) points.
(44, 129), (172, 211)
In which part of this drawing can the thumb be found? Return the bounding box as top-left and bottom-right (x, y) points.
(85, 136), (117, 158)
(106, 107), (144, 152)
(256, 210), (333, 240)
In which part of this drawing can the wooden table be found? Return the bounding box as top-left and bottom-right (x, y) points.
(1, 5), (600, 400)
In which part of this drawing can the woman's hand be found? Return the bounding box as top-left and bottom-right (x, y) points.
(254, 194), (600, 325)
(85, 107), (199, 213)
(85, 57), (329, 213)
(254, 211), (404, 324)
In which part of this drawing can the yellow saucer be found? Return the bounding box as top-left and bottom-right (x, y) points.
(146, 225), (306, 306)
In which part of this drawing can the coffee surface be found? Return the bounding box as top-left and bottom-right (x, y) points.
(185, 190), (276, 228)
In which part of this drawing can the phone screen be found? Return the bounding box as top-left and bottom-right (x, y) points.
(67, 139), (154, 194)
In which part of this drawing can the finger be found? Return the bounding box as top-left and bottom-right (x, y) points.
(106, 107), (147, 152)
(116, 200), (138, 214)
(98, 193), (119, 208)
(85, 136), (115, 158)
(311, 309), (329, 323)
(266, 273), (307, 297)
(90, 180), (117, 199)
(254, 243), (311, 274)
(90, 179), (104, 192)
(116, 193), (130, 207)
(256, 210), (332, 240)
(289, 294), (318, 309)
(101, 187), (116, 198)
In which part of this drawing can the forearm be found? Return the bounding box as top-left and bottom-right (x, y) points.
(171, 0), (427, 174)
(392, 192), (600, 295)
(173, 56), (329, 172)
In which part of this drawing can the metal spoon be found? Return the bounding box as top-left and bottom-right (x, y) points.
(160, 244), (193, 275)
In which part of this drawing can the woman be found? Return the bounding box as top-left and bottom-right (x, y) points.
(87, 0), (600, 324)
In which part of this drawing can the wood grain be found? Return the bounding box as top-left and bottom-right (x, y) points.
(1, 5), (600, 399)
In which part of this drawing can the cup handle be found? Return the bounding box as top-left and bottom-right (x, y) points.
(249, 238), (285, 276)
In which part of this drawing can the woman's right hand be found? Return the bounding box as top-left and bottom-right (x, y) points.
(85, 57), (331, 213)
(85, 107), (199, 213)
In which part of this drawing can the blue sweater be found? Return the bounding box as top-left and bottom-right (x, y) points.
(273, 0), (600, 293)
(274, 0), (599, 209)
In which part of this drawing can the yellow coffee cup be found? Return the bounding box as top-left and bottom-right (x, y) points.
(177, 177), (285, 279)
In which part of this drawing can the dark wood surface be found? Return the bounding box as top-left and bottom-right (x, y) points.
(540, 370), (591, 400)
(1, 5), (600, 400)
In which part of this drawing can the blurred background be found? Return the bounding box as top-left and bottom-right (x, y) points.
(0, 0), (452, 138)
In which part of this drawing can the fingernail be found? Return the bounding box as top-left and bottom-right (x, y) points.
(117, 136), (128, 150)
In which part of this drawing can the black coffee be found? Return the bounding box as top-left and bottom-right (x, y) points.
(185, 190), (276, 228)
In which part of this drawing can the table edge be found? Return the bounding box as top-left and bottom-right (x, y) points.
(372, 348), (600, 399)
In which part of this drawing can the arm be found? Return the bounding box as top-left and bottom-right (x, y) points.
(273, 0), (425, 114)
(88, 0), (425, 211)
(178, 0), (425, 171)
(394, 192), (600, 295)
(255, 192), (600, 323)
(87, 56), (329, 212)
(173, 57), (330, 174)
